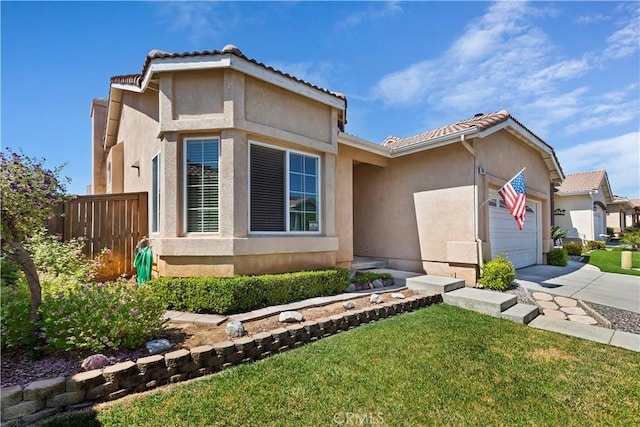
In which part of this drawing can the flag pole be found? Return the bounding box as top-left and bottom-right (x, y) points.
(478, 167), (527, 208)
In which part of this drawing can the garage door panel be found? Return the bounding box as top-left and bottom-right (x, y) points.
(489, 197), (538, 269)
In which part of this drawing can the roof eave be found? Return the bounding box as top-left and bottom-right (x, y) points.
(390, 128), (479, 157)
(479, 118), (564, 183)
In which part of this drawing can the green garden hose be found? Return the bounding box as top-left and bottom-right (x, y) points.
(133, 246), (152, 284)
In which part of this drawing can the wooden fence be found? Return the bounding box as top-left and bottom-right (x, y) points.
(48, 192), (148, 281)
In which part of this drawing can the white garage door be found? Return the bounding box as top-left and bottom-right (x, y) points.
(489, 196), (538, 269)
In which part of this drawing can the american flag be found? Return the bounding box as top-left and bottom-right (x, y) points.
(498, 169), (527, 230)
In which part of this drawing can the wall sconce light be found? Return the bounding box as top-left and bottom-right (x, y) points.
(131, 160), (140, 177)
(554, 208), (566, 216)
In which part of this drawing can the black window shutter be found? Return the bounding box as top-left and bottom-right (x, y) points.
(250, 145), (285, 231)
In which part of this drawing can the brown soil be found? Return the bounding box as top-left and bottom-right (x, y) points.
(1, 290), (417, 388)
(165, 290), (418, 349)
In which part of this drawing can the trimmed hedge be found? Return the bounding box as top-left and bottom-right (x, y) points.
(547, 248), (568, 266)
(149, 268), (350, 315)
(563, 242), (583, 256)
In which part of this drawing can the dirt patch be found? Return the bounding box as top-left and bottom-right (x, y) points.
(167, 290), (419, 349)
(1, 290), (418, 387)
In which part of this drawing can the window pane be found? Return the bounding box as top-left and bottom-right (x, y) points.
(250, 145), (285, 231)
(290, 172), (303, 192)
(186, 139), (219, 232)
(290, 153), (303, 173)
(304, 156), (316, 175)
(304, 176), (316, 194)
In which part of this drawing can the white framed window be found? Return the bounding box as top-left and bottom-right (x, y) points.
(184, 137), (219, 233)
(151, 153), (161, 234)
(249, 142), (320, 233)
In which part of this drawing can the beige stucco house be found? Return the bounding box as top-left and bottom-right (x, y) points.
(91, 45), (564, 284)
(607, 196), (640, 234)
(554, 170), (613, 242)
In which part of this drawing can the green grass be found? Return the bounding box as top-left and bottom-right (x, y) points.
(585, 249), (640, 276)
(41, 305), (640, 427)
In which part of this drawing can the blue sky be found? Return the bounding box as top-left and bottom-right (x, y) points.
(2, 1), (639, 198)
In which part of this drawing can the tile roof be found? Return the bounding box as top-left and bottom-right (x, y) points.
(110, 44), (346, 101)
(382, 110), (511, 148)
(556, 170), (607, 194)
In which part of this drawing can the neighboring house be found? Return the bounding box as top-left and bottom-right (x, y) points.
(554, 170), (613, 242)
(91, 45), (564, 284)
(607, 196), (634, 234)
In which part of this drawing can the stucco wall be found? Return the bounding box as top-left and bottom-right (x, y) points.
(245, 76), (332, 144)
(353, 142), (476, 275)
(172, 69), (224, 119)
(555, 187), (608, 241)
(117, 90), (162, 196)
(91, 99), (108, 194)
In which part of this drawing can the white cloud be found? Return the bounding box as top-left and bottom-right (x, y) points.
(155, 2), (227, 44)
(336, 1), (402, 28)
(268, 61), (337, 90)
(575, 14), (610, 25)
(602, 16), (640, 60)
(557, 132), (640, 198)
(371, 1), (639, 140)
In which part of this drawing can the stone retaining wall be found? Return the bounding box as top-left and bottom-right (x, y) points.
(0, 294), (441, 426)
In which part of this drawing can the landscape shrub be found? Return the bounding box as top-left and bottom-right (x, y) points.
(563, 242), (583, 256)
(584, 240), (606, 251)
(38, 281), (166, 353)
(25, 229), (106, 288)
(620, 230), (640, 250)
(150, 268), (350, 314)
(352, 272), (392, 285)
(478, 254), (515, 291)
(1, 271), (35, 349)
(547, 248), (568, 266)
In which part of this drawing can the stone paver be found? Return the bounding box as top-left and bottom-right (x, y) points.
(532, 292), (553, 301)
(554, 296), (577, 307)
(543, 309), (566, 319)
(538, 301), (558, 310)
(561, 306), (587, 316)
(567, 314), (598, 325)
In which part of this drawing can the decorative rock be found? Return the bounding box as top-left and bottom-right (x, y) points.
(279, 311), (304, 323)
(372, 279), (384, 288)
(568, 315), (598, 325)
(538, 301), (559, 310)
(225, 321), (246, 337)
(370, 294), (383, 304)
(543, 309), (567, 319)
(554, 296), (578, 307)
(343, 301), (355, 310)
(145, 339), (172, 355)
(561, 307), (588, 316)
(81, 354), (110, 371)
(391, 293), (406, 299)
(532, 292), (553, 301)
(346, 283), (357, 293)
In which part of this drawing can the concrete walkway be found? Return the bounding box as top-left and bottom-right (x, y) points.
(515, 260), (640, 314)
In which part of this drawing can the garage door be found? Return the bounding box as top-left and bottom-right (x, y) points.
(489, 195), (538, 269)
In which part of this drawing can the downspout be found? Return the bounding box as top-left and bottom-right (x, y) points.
(460, 135), (484, 274)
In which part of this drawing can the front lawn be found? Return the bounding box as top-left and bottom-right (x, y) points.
(43, 305), (639, 426)
(585, 249), (640, 276)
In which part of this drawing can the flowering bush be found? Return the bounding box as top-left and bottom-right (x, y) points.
(39, 281), (166, 353)
(25, 229), (105, 288)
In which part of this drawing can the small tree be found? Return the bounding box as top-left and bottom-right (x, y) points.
(0, 148), (70, 327)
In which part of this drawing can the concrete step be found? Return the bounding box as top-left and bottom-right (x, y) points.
(351, 257), (388, 270)
(443, 288), (517, 317)
(360, 268), (423, 286)
(406, 275), (465, 294)
(500, 303), (539, 324)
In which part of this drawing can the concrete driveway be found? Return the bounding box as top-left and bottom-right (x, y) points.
(515, 260), (640, 314)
